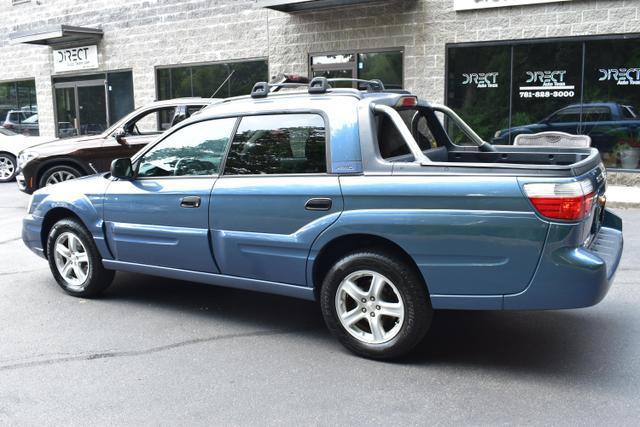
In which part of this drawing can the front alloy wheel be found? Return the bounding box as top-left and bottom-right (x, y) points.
(45, 169), (77, 186)
(0, 154), (17, 182)
(53, 232), (90, 292)
(40, 165), (82, 189)
(47, 219), (114, 297)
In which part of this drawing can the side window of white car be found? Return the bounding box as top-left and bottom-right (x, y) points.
(137, 118), (236, 177)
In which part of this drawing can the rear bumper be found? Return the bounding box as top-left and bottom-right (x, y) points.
(504, 209), (623, 310)
(22, 214), (45, 258)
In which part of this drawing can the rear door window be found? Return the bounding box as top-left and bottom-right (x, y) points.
(582, 106), (612, 122)
(223, 114), (327, 175)
(549, 107), (582, 123)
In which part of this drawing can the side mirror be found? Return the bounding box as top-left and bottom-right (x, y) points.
(111, 158), (134, 180)
(113, 128), (129, 146)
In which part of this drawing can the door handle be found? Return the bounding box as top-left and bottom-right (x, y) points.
(180, 196), (201, 208)
(305, 198), (332, 211)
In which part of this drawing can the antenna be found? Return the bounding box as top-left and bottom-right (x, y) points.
(210, 70), (236, 98)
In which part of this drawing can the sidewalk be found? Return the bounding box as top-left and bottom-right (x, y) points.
(608, 185), (640, 209)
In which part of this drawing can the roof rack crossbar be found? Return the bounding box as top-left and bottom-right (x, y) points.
(251, 77), (388, 98)
(325, 78), (385, 92)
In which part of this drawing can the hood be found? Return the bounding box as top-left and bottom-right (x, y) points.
(23, 134), (106, 156)
(0, 134), (52, 156)
(34, 172), (111, 198)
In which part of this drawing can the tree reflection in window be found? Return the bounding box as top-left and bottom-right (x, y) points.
(224, 114), (326, 175)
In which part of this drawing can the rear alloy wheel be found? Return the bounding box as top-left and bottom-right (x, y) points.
(47, 219), (114, 297)
(321, 251), (433, 359)
(335, 270), (405, 344)
(0, 153), (17, 182)
(40, 165), (82, 188)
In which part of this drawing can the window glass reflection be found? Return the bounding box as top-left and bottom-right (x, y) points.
(156, 60), (268, 100)
(448, 36), (640, 169)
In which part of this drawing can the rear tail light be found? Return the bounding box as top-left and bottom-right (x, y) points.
(523, 179), (595, 221)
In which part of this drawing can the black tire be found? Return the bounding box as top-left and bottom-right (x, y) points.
(320, 251), (433, 360)
(46, 218), (114, 298)
(0, 153), (17, 183)
(39, 165), (82, 189)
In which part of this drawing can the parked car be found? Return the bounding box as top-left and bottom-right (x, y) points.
(22, 78), (623, 359)
(492, 102), (640, 152)
(3, 110), (39, 135)
(0, 128), (49, 182)
(17, 98), (219, 193)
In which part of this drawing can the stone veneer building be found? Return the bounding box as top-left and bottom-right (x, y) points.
(1, 0), (640, 177)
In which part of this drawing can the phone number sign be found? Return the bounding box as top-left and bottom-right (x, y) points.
(519, 70), (576, 99)
(52, 45), (99, 73)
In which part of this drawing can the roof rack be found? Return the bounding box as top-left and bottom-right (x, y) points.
(250, 76), (387, 98)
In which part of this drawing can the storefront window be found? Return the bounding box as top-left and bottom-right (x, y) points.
(583, 39), (640, 169)
(447, 35), (640, 170)
(156, 60), (268, 100)
(0, 79), (38, 135)
(310, 50), (403, 90)
(447, 45), (510, 144)
(511, 42), (583, 141)
(358, 51), (403, 89)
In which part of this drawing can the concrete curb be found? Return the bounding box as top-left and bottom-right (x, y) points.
(608, 201), (640, 209)
(606, 185), (640, 210)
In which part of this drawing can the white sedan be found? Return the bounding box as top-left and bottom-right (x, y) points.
(0, 128), (48, 182)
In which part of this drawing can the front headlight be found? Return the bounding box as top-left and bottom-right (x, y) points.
(18, 150), (39, 169)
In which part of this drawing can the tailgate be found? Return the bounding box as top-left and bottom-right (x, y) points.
(581, 163), (607, 245)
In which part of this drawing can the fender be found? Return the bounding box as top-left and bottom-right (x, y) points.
(30, 175), (113, 259)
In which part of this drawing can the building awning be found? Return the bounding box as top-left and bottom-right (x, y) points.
(257, 0), (379, 12)
(9, 25), (103, 48)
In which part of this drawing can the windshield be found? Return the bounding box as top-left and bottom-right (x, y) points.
(22, 114), (38, 124)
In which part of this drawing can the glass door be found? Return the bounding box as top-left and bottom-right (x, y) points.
(54, 86), (78, 138)
(77, 83), (108, 135)
(54, 79), (108, 138)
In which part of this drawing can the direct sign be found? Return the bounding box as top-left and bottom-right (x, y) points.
(518, 69), (576, 99)
(52, 45), (99, 73)
(454, 0), (572, 11)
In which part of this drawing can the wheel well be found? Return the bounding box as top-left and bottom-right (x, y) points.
(37, 160), (87, 187)
(312, 234), (426, 296)
(0, 151), (16, 161)
(41, 208), (83, 258)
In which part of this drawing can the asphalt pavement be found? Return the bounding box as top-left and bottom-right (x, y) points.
(0, 181), (639, 425)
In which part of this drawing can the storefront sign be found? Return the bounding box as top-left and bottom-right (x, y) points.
(462, 72), (499, 88)
(454, 0), (571, 11)
(599, 68), (640, 86)
(52, 45), (98, 73)
(519, 69), (575, 98)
